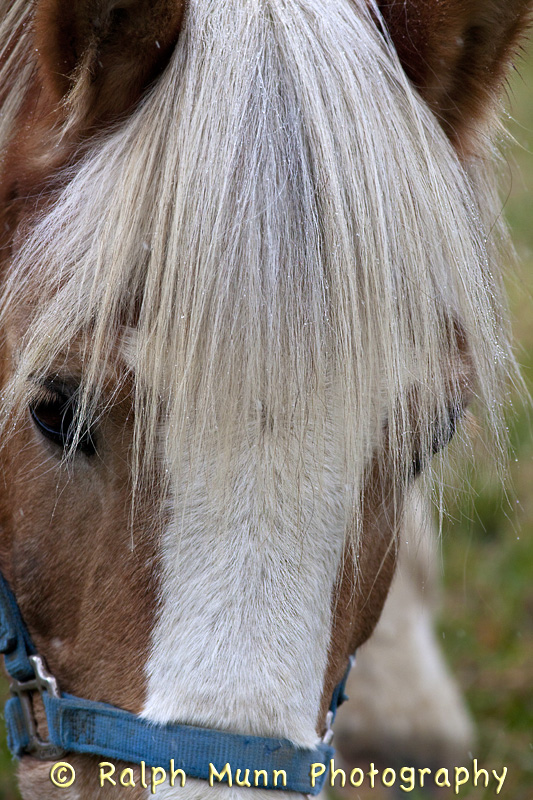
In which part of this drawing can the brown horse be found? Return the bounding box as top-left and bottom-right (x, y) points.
(0, 1), (530, 798)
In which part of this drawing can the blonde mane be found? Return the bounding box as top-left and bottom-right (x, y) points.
(0, 0), (516, 545)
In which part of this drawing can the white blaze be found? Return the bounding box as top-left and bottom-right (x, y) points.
(142, 432), (349, 800)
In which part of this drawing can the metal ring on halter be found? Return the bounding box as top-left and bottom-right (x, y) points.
(9, 654), (66, 760)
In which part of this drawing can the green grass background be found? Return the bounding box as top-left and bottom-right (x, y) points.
(0, 45), (532, 800)
(435, 51), (533, 800)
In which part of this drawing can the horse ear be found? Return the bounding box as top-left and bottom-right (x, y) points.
(376, 0), (532, 150)
(34, 0), (185, 128)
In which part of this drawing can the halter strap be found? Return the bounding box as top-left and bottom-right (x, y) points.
(0, 570), (352, 794)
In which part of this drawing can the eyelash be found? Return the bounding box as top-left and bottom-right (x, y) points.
(29, 387), (96, 456)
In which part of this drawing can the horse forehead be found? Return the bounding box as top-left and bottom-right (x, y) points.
(2, 310), (134, 385)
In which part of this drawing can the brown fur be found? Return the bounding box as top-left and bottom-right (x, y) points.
(318, 461), (401, 734)
(0, 335), (162, 798)
(319, 324), (474, 734)
(34, 0), (186, 130)
(0, 2), (531, 797)
(333, 501), (475, 772)
(375, 0), (533, 152)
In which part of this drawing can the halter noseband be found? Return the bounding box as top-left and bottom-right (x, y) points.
(0, 570), (352, 794)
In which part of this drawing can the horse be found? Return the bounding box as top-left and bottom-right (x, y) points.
(0, 1), (530, 798)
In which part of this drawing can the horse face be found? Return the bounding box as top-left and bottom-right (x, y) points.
(0, 310), (400, 799)
(0, 1), (530, 798)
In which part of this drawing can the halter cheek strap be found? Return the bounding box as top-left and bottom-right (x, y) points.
(0, 571), (353, 795)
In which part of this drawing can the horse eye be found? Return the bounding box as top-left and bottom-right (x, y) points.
(30, 394), (96, 456)
(410, 405), (461, 479)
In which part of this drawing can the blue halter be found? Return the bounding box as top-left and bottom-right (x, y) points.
(0, 569), (352, 794)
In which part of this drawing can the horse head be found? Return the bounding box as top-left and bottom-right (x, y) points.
(0, 1), (530, 798)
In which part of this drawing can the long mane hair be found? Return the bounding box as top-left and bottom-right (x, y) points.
(0, 0), (516, 549)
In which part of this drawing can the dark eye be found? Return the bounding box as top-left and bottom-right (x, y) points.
(30, 392), (96, 456)
(410, 405), (461, 478)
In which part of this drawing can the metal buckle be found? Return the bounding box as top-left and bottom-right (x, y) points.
(9, 654), (66, 760)
(322, 709), (334, 746)
(305, 655), (357, 797)
(305, 713), (336, 800)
